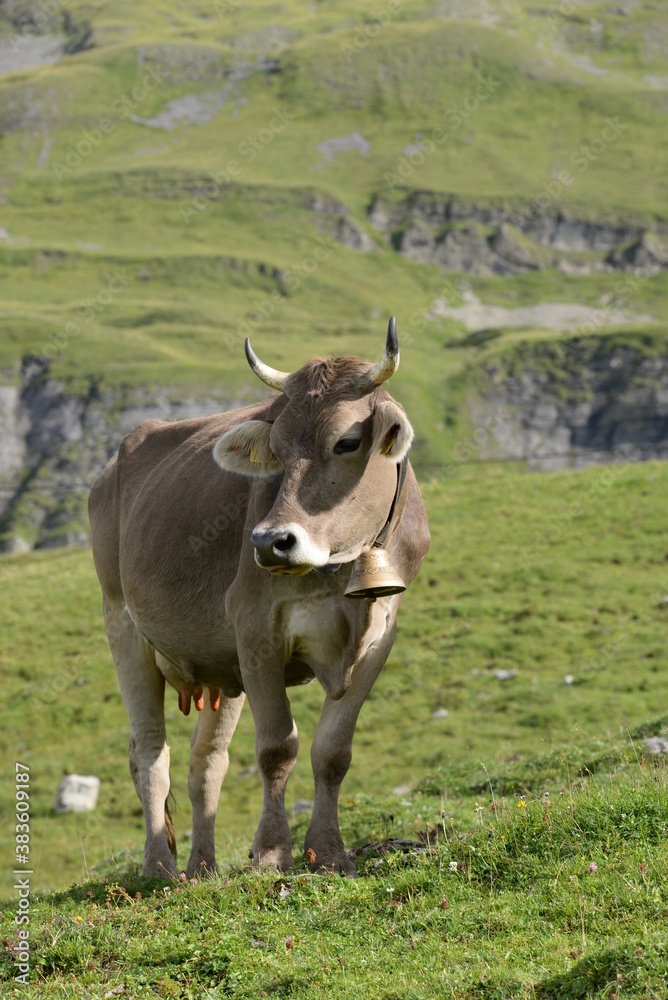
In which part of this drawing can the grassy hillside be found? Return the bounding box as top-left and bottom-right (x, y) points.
(2, 460), (668, 997)
(2, 458), (667, 899)
(2, 5), (668, 991)
(1, 731), (667, 997)
(2, 0), (668, 472)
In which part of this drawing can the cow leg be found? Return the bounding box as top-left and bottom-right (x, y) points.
(103, 597), (177, 880)
(242, 672), (298, 871)
(305, 635), (394, 876)
(186, 692), (245, 878)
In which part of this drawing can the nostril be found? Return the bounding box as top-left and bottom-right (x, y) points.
(273, 533), (296, 553)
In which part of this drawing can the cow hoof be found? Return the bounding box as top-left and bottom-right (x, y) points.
(307, 854), (358, 878)
(252, 848), (295, 872)
(186, 858), (219, 880)
(143, 856), (178, 881)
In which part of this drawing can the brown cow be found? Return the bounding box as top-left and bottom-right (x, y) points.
(88, 318), (430, 877)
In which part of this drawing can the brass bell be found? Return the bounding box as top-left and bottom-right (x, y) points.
(344, 548), (406, 601)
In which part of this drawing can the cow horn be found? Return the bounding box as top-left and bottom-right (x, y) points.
(366, 316), (400, 386)
(245, 338), (291, 393)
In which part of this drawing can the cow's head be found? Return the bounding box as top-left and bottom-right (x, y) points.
(213, 318), (414, 575)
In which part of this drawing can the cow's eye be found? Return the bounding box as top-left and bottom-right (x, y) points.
(333, 437), (361, 455)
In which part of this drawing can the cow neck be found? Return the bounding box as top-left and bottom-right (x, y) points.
(372, 453), (409, 550)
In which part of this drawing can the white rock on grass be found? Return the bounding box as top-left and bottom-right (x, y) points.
(493, 669), (517, 681)
(432, 708), (449, 718)
(316, 133), (371, 160)
(644, 737), (668, 755)
(55, 775), (100, 813)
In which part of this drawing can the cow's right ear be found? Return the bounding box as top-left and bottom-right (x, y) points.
(213, 420), (282, 477)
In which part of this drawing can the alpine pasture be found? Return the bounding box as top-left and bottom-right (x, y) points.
(1, 0), (668, 997)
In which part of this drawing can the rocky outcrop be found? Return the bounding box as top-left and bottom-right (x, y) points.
(371, 192), (668, 276)
(333, 216), (376, 252)
(0, 360), (250, 552)
(470, 339), (668, 471)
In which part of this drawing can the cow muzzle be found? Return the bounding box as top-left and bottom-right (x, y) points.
(250, 523), (329, 575)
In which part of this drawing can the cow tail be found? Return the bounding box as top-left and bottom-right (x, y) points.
(165, 791), (177, 864)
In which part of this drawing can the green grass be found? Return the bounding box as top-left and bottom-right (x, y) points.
(1, 750), (666, 998)
(1, 0), (668, 418)
(2, 0), (668, 519)
(2, 458), (668, 900)
(2, 3), (668, 991)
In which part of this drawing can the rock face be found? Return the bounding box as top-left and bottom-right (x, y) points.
(371, 192), (668, 276)
(0, 359), (248, 552)
(470, 340), (668, 471)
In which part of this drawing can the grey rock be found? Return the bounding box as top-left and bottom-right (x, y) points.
(35, 532), (89, 550)
(607, 231), (668, 273)
(369, 192), (666, 276)
(489, 223), (543, 271)
(493, 669), (517, 681)
(394, 221), (436, 263)
(644, 737), (668, 755)
(0, 535), (31, 554)
(0, 365), (244, 551)
(432, 708), (449, 718)
(0, 385), (28, 485)
(333, 217), (376, 253)
(55, 774), (100, 813)
(434, 225), (502, 276)
(402, 143), (432, 158)
(470, 343), (668, 471)
(316, 133), (371, 161)
(131, 90), (229, 130)
(368, 200), (395, 231)
(0, 35), (63, 76)
(306, 192), (347, 215)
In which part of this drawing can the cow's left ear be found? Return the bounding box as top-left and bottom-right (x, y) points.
(371, 400), (414, 460)
(213, 420), (282, 477)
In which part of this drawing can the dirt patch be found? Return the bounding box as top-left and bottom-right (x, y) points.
(428, 289), (654, 332)
(316, 133), (371, 161)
